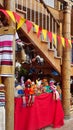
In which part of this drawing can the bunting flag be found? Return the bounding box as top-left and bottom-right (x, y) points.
(13, 12), (21, 23)
(42, 29), (47, 40)
(33, 24), (39, 33)
(57, 36), (61, 44)
(0, 9), (72, 47)
(0, 9), (9, 19)
(68, 39), (72, 47)
(26, 20), (33, 33)
(65, 38), (69, 47)
(6, 10), (16, 23)
(61, 37), (65, 47)
(52, 33), (57, 45)
(47, 32), (52, 42)
(37, 27), (42, 38)
(17, 17), (26, 30)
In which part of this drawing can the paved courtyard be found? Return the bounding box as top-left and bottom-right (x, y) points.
(42, 112), (73, 130)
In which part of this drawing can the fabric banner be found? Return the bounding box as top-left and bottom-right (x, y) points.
(14, 93), (64, 130)
(0, 34), (14, 76)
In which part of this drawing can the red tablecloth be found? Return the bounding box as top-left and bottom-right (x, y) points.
(14, 93), (64, 130)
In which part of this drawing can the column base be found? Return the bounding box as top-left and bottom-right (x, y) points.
(64, 115), (70, 120)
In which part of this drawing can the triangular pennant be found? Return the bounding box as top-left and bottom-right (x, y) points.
(33, 24), (39, 33)
(17, 17), (26, 30)
(26, 20), (33, 33)
(68, 39), (72, 47)
(0, 9), (9, 19)
(65, 38), (69, 47)
(47, 32), (52, 42)
(57, 35), (61, 44)
(42, 29), (47, 40)
(37, 27), (42, 38)
(6, 10), (16, 23)
(61, 37), (65, 47)
(52, 33), (57, 45)
(13, 12), (21, 23)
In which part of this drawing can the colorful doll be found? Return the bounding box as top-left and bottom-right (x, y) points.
(24, 79), (32, 106)
(29, 81), (36, 105)
(49, 79), (60, 100)
(20, 76), (25, 89)
(42, 78), (52, 93)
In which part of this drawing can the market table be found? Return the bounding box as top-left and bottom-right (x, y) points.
(14, 93), (64, 130)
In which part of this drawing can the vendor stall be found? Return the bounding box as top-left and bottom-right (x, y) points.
(14, 93), (64, 130)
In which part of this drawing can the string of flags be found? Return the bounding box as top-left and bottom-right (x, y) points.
(0, 9), (73, 47)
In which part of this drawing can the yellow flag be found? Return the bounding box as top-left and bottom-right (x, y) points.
(61, 37), (65, 47)
(42, 29), (47, 40)
(34, 24), (39, 33)
(17, 18), (26, 30)
(52, 33), (57, 45)
(68, 39), (72, 47)
(6, 10), (16, 23)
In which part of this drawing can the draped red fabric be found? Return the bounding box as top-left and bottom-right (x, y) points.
(14, 93), (64, 130)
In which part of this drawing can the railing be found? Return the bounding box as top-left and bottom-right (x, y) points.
(15, 0), (60, 57)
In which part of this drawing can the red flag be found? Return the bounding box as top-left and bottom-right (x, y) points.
(13, 12), (21, 23)
(57, 35), (61, 44)
(37, 27), (42, 38)
(47, 32), (52, 42)
(26, 20), (33, 33)
(0, 9), (9, 19)
(65, 38), (69, 47)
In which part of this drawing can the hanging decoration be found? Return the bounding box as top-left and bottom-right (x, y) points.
(26, 20), (33, 33)
(0, 9), (72, 47)
(6, 10), (16, 23)
(0, 33), (14, 76)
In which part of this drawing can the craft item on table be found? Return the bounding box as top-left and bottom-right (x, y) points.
(36, 79), (43, 95)
(24, 79), (32, 106)
(28, 81), (36, 106)
(0, 33), (14, 76)
(42, 79), (52, 93)
(15, 82), (26, 106)
(49, 79), (60, 100)
(15, 84), (24, 96)
(20, 76), (25, 88)
(56, 82), (62, 99)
